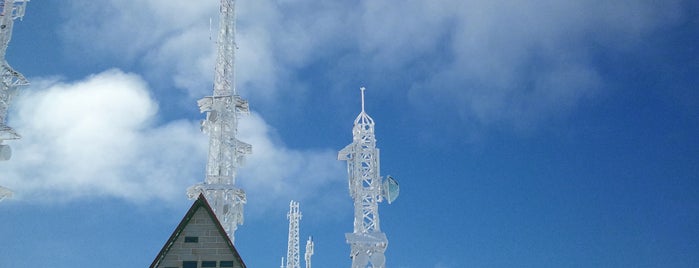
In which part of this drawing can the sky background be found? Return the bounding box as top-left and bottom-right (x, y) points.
(1, 0), (698, 267)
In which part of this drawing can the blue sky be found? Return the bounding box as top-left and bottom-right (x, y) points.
(1, 0), (698, 267)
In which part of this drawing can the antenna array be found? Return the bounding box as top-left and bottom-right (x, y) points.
(339, 87), (399, 268)
(187, 0), (251, 244)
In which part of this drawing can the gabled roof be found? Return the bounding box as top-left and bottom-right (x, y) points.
(150, 194), (246, 268)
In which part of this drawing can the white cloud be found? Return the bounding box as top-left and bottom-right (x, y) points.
(60, 0), (218, 99)
(237, 112), (346, 215)
(60, 0), (218, 63)
(1, 70), (344, 207)
(1, 70), (203, 202)
(362, 0), (684, 126)
(57, 0), (686, 129)
(34, 0), (686, 205)
(58, 0), (358, 108)
(59, 0), (309, 105)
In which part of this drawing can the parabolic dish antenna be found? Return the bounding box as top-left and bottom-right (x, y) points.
(382, 175), (399, 204)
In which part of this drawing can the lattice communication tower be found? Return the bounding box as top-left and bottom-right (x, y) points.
(339, 87), (399, 268)
(187, 0), (251, 244)
(0, 0), (28, 162)
(305, 236), (314, 268)
(285, 200), (302, 268)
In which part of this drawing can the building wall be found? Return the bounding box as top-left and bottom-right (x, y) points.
(156, 208), (243, 268)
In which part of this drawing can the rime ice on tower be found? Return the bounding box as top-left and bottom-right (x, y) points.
(0, 0), (28, 202)
(339, 87), (399, 268)
(305, 236), (314, 268)
(0, 0), (29, 162)
(285, 201), (301, 268)
(282, 201), (313, 268)
(187, 0), (251, 244)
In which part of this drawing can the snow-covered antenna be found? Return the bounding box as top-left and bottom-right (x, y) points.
(339, 87), (400, 268)
(187, 0), (251, 244)
(285, 200), (302, 268)
(0, 0), (29, 162)
(305, 236), (314, 268)
(360, 86), (366, 112)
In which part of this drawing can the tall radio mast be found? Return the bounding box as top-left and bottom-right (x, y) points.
(339, 87), (399, 268)
(0, 0), (29, 203)
(187, 0), (251, 244)
(282, 202), (314, 268)
(0, 0), (29, 162)
(285, 200), (302, 268)
(305, 236), (314, 268)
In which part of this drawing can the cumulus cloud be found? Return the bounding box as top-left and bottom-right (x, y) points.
(1, 70), (203, 202)
(0, 70), (343, 207)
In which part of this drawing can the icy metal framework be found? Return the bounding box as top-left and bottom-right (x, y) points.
(305, 236), (314, 268)
(0, 0), (29, 161)
(285, 200), (302, 268)
(339, 87), (396, 268)
(187, 0), (251, 244)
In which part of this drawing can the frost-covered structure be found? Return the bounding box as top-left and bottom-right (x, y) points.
(0, 0), (29, 161)
(305, 236), (314, 268)
(187, 0), (251, 244)
(285, 201), (301, 268)
(282, 202), (313, 268)
(339, 87), (399, 268)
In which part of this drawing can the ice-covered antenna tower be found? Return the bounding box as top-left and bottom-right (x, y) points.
(187, 0), (251, 244)
(305, 236), (314, 268)
(0, 0), (28, 162)
(339, 87), (400, 268)
(285, 200), (302, 268)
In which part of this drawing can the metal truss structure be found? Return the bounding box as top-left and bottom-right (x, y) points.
(285, 200), (302, 268)
(187, 0), (251, 244)
(0, 0), (28, 162)
(339, 87), (399, 268)
(305, 236), (314, 268)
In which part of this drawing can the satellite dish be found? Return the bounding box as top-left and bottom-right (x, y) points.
(382, 175), (399, 204)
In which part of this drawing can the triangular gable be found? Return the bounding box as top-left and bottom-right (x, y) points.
(150, 194), (246, 268)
